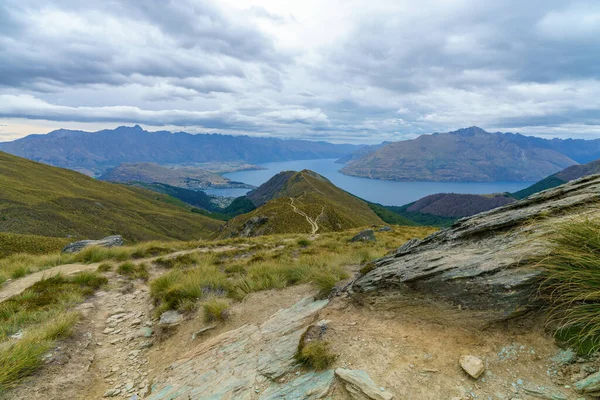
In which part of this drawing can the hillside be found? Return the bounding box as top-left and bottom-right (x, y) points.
(514, 158), (600, 199)
(335, 142), (389, 164)
(99, 162), (253, 190)
(341, 126), (578, 182)
(0, 125), (358, 173)
(220, 170), (385, 237)
(0, 151), (222, 242)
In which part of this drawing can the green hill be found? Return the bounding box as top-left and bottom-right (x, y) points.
(0, 151), (222, 243)
(513, 158), (600, 199)
(220, 170), (386, 237)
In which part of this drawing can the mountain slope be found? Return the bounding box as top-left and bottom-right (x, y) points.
(513, 158), (600, 199)
(341, 127), (578, 182)
(0, 151), (222, 241)
(220, 170), (385, 237)
(99, 162), (252, 189)
(0, 125), (358, 173)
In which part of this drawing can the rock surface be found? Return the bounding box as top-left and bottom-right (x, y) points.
(147, 297), (329, 399)
(352, 175), (600, 320)
(335, 368), (394, 400)
(459, 355), (485, 379)
(574, 370), (600, 394)
(158, 310), (183, 327)
(351, 229), (376, 242)
(62, 235), (124, 253)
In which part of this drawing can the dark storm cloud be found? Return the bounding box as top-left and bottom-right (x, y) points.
(0, 0), (283, 91)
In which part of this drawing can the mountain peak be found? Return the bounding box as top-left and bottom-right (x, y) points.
(450, 126), (488, 136)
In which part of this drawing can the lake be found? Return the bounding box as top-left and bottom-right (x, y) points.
(204, 158), (534, 206)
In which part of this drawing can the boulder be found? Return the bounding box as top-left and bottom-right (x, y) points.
(62, 235), (124, 254)
(459, 355), (485, 379)
(351, 175), (600, 321)
(377, 226), (393, 232)
(158, 310), (183, 328)
(335, 368), (393, 400)
(351, 229), (376, 242)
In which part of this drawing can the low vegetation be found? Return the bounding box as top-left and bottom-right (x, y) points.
(149, 226), (435, 311)
(295, 341), (337, 370)
(539, 218), (600, 354)
(0, 272), (107, 390)
(0, 233), (71, 259)
(202, 298), (231, 322)
(116, 262), (149, 281)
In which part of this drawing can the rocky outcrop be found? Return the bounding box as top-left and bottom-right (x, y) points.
(351, 175), (600, 320)
(351, 229), (376, 242)
(335, 369), (394, 400)
(62, 235), (124, 253)
(147, 297), (329, 399)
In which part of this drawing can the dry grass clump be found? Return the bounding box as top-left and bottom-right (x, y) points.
(539, 218), (600, 354)
(295, 341), (337, 370)
(116, 262), (149, 281)
(0, 272), (105, 390)
(202, 298), (231, 322)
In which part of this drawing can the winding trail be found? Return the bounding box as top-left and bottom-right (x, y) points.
(289, 197), (324, 235)
(0, 245), (245, 303)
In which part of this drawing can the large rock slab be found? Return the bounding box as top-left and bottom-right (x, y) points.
(335, 368), (393, 400)
(62, 235), (124, 253)
(147, 297), (329, 399)
(351, 175), (600, 320)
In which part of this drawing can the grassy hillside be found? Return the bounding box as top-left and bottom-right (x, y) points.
(0, 233), (71, 259)
(220, 170), (386, 237)
(0, 151), (222, 242)
(513, 158), (600, 199)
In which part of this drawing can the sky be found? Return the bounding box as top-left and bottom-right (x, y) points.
(1, 0), (599, 144)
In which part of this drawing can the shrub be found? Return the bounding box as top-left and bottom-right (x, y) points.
(297, 238), (311, 247)
(116, 262), (149, 281)
(539, 219), (600, 354)
(202, 298), (230, 322)
(97, 263), (113, 272)
(295, 341), (336, 370)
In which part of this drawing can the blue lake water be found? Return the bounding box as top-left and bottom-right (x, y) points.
(204, 158), (534, 206)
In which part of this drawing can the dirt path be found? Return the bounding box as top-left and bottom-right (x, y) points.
(289, 197), (323, 235)
(0, 245), (244, 303)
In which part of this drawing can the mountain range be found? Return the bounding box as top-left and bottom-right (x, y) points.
(340, 127), (600, 182)
(0, 125), (358, 174)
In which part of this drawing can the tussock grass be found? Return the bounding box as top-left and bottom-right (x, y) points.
(0, 272), (105, 390)
(539, 218), (600, 354)
(295, 341), (336, 370)
(202, 298), (230, 322)
(116, 262), (149, 281)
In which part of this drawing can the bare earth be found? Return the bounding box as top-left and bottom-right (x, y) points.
(0, 254), (593, 399)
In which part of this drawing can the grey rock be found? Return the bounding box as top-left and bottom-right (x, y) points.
(259, 370), (335, 399)
(351, 229), (376, 243)
(522, 385), (569, 399)
(377, 226), (393, 232)
(158, 310), (183, 327)
(335, 368), (393, 400)
(574, 370), (600, 394)
(192, 325), (216, 340)
(62, 235), (124, 253)
(352, 175), (600, 320)
(136, 327), (153, 338)
(147, 297), (328, 399)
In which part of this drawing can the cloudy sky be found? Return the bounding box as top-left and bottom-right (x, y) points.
(1, 0), (599, 143)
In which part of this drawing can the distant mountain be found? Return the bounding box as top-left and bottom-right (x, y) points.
(335, 142), (389, 164)
(0, 125), (359, 174)
(0, 151), (222, 241)
(513, 158), (600, 199)
(99, 162), (253, 190)
(341, 127), (583, 182)
(220, 170), (385, 237)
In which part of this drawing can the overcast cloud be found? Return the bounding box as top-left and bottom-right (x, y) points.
(1, 0), (599, 143)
